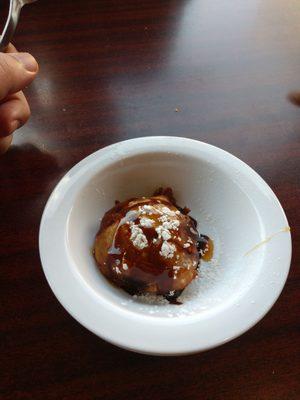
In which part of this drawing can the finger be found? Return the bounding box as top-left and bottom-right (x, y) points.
(0, 135), (13, 155)
(5, 43), (17, 53)
(0, 91), (30, 137)
(0, 52), (39, 100)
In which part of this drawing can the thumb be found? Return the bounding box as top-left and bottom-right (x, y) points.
(0, 52), (38, 100)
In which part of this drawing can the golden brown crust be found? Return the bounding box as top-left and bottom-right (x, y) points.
(94, 189), (204, 301)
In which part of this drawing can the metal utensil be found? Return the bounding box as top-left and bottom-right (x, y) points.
(0, 0), (38, 52)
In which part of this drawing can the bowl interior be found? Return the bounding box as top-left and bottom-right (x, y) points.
(67, 151), (266, 318)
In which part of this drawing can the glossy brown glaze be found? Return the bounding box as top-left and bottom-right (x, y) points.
(94, 191), (207, 301)
(198, 235), (214, 262)
(0, 0), (299, 399)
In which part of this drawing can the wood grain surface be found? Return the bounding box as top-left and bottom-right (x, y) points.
(0, 0), (299, 399)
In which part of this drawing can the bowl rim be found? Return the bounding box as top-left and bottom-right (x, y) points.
(39, 136), (292, 355)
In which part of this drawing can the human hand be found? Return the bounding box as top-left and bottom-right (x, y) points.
(0, 44), (38, 154)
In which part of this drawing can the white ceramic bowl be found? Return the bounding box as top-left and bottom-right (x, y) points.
(39, 137), (291, 355)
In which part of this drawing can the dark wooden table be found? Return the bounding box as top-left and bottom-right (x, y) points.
(1, 0), (299, 399)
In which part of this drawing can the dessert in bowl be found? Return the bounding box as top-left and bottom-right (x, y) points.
(94, 187), (213, 304)
(39, 137), (291, 355)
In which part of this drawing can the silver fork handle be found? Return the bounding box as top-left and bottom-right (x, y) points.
(0, 0), (22, 52)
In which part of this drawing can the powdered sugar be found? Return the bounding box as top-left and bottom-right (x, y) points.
(161, 206), (176, 216)
(156, 216), (180, 243)
(130, 224), (148, 249)
(139, 205), (156, 215)
(158, 215), (168, 223)
(160, 241), (176, 258)
(162, 219), (180, 231)
(140, 217), (154, 228)
(156, 225), (172, 241)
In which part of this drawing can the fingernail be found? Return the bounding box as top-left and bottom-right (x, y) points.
(9, 53), (38, 73)
(11, 120), (22, 132)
